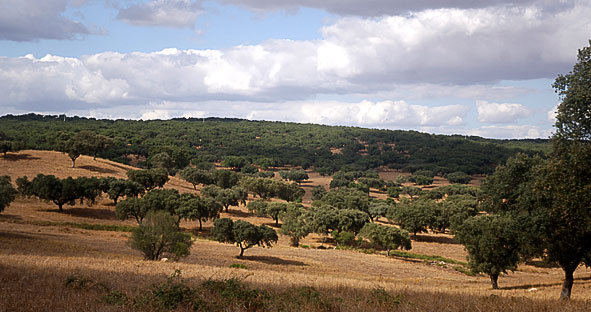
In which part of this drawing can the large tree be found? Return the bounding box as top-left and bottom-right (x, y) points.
(455, 215), (521, 289)
(127, 168), (169, 192)
(0, 176), (18, 213)
(211, 218), (278, 257)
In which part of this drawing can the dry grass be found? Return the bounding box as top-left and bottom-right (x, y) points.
(2, 150), (591, 311)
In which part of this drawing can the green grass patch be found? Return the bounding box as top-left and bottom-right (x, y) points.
(0, 218), (134, 232)
(229, 263), (248, 269)
(452, 265), (477, 276)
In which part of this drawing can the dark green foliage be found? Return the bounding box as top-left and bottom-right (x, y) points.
(445, 172), (472, 184)
(129, 211), (193, 261)
(311, 185), (327, 201)
(306, 205), (369, 236)
(127, 168), (169, 191)
(211, 218), (278, 257)
(150, 152), (175, 175)
(388, 199), (435, 236)
(255, 171), (275, 178)
(387, 186), (402, 199)
(116, 197), (150, 224)
(148, 270), (197, 310)
(440, 194), (479, 232)
(20, 174), (89, 212)
(60, 132), (87, 168)
(401, 186), (422, 199)
(0, 114), (548, 177)
(279, 203), (310, 247)
(315, 187), (370, 215)
(408, 175), (433, 186)
(360, 223), (412, 256)
(553, 40), (591, 141)
(247, 199), (288, 226)
(212, 169), (239, 189)
(103, 178), (144, 205)
(455, 215), (520, 289)
(368, 200), (391, 222)
(221, 156), (249, 172)
(274, 181), (305, 202)
(279, 169), (309, 184)
(0, 131), (21, 157)
(179, 167), (213, 189)
(201, 185), (242, 212)
(331, 231), (357, 246)
(0, 175), (18, 212)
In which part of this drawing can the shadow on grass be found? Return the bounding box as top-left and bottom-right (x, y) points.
(0, 214), (23, 221)
(41, 207), (118, 220)
(412, 234), (459, 245)
(224, 209), (252, 218)
(241, 255), (307, 266)
(500, 276), (591, 290)
(2, 153), (40, 161)
(78, 165), (118, 174)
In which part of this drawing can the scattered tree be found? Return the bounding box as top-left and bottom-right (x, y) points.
(211, 218), (278, 257)
(127, 168), (169, 191)
(179, 167), (213, 190)
(360, 223), (412, 256)
(279, 204), (309, 247)
(129, 211), (193, 261)
(0, 176), (18, 213)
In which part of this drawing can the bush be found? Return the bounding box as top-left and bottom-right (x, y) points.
(129, 211), (193, 261)
(445, 172), (472, 184)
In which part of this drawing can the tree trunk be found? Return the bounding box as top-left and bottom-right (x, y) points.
(199, 219), (203, 231)
(239, 246), (245, 257)
(560, 267), (575, 299)
(72, 158), (76, 168)
(490, 274), (499, 289)
(386, 249), (391, 257)
(58, 204), (63, 213)
(290, 237), (299, 247)
(275, 218), (279, 227)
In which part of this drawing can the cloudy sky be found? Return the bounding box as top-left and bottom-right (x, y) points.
(1, 0), (589, 138)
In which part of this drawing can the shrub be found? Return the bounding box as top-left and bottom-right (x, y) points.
(129, 211), (193, 261)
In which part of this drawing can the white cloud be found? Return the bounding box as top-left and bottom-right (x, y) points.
(116, 0), (203, 29)
(476, 100), (531, 123)
(0, 0), (91, 41)
(466, 125), (553, 139)
(219, 0), (574, 17)
(547, 104), (558, 123)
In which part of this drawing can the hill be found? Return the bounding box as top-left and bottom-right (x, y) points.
(0, 113), (550, 176)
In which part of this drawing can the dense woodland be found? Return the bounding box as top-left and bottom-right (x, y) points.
(0, 113), (548, 175)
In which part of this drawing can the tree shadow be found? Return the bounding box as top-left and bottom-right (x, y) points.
(41, 207), (117, 220)
(2, 153), (40, 161)
(500, 277), (591, 290)
(0, 214), (23, 221)
(225, 209), (252, 218)
(78, 165), (118, 174)
(525, 259), (560, 269)
(240, 255), (307, 266)
(412, 234), (459, 244)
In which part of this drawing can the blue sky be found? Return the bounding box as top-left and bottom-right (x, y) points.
(1, 0), (590, 139)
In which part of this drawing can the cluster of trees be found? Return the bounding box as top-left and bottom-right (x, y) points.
(0, 176), (17, 212)
(279, 169), (309, 184)
(0, 111), (548, 177)
(239, 177), (304, 202)
(454, 42), (591, 299)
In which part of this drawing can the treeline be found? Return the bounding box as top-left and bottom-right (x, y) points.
(0, 114), (548, 175)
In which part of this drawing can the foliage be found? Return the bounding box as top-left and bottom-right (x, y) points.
(0, 175), (18, 213)
(401, 186), (422, 199)
(388, 199), (435, 236)
(445, 172), (472, 184)
(359, 223), (411, 256)
(311, 185), (327, 201)
(127, 168), (169, 191)
(279, 169), (309, 184)
(150, 152), (175, 175)
(211, 218), (278, 257)
(368, 200), (392, 222)
(455, 215), (520, 289)
(129, 211), (193, 261)
(103, 178), (143, 205)
(279, 203), (310, 247)
(17, 174), (94, 212)
(305, 205), (369, 237)
(179, 167), (213, 190)
(115, 197), (150, 224)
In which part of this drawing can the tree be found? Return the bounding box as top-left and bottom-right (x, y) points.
(179, 167), (213, 190)
(275, 182), (305, 202)
(280, 169), (309, 184)
(212, 169), (239, 189)
(401, 186), (422, 199)
(0, 132), (21, 158)
(0, 176), (18, 213)
(127, 168), (169, 191)
(247, 199), (288, 226)
(311, 185), (327, 201)
(24, 174), (82, 212)
(359, 223), (411, 256)
(61, 133), (87, 168)
(368, 200), (391, 222)
(221, 156), (248, 172)
(240, 177), (277, 200)
(116, 197), (151, 224)
(279, 204), (310, 247)
(176, 194), (221, 231)
(552, 40), (591, 141)
(201, 185), (239, 213)
(129, 211), (193, 261)
(455, 215), (520, 289)
(69, 130), (112, 160)
(151, 152), (175, 175)
(211, 218), (278, 257)
(104, 178), (144, 205)
(445, 172), (472, 184)
(388, 199), (434, 236)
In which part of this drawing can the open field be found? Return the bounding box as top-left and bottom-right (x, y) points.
(2, 150), (591, 311)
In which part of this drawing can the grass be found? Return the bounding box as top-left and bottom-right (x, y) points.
(389, 250), (467, 266)
(0, 218), (135, 232)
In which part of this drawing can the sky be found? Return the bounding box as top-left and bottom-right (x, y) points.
(1, 0), (590, 139)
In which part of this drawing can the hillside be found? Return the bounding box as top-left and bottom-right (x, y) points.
(1, 150), (590, 311)
(0, 114), (550, 176)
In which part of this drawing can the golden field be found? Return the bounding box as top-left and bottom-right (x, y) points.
(1, 150), (591, 311)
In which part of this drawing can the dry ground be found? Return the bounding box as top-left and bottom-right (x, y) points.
(1, 150), (591, 311)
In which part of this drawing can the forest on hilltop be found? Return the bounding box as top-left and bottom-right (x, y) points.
(0, 113), (549, 175)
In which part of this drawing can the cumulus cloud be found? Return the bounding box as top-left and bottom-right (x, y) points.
(466, 125), (553, 139)
(476, 100), (531, 123)
(547, 104), (558, 123)
(219, 0), (574, 17)
(246, 100), (469, 128)
(0, 0), (91, 41)
(117, 0), (203, 28)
